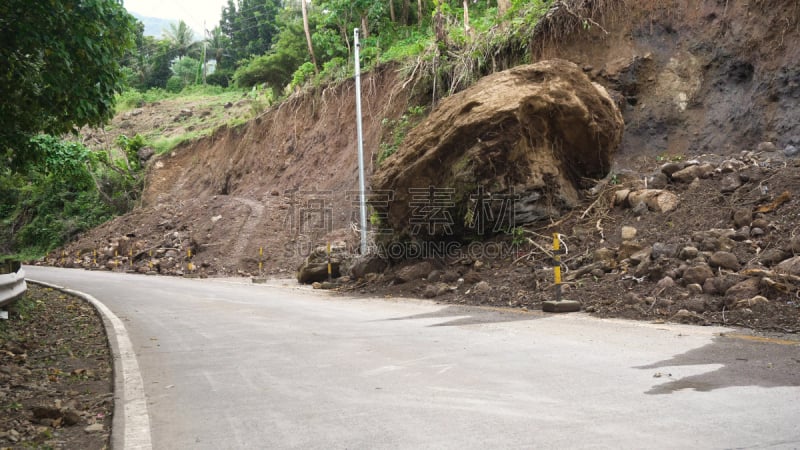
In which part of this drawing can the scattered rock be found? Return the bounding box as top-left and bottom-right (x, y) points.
(655, 276), (676, 292)
(687, 283), (703, 295)
(621, 226), (638, 241)
(790, 235), (800, 254)
(652, 242), (679, 260)
(682, 265), (714, 285)
(423, 283), (451, 298)
(84, 423), (105, 433)
(709, 251), (740, 271)
(648, 172), (669, 189)
(678, 246), (699, 260)
(785, 144), (799, 158)
(684, 296), (706, 312)
(473, 281), (492, 294)
(631, 201), (649, 216)
(756, 141), (777, 153)
(137, 147), (155, 164)
(625, 189), (679, 212)
(702, 277), (717, 295)
(660, 162), (685, 177)
(350, 255), (388, 279)
(719, 173), (742, 193)
(671, 164), (714, 183)
(670, 309), (706, 324)
(618, 241), (645, 261)
(724, 278), (761, 305)
(296, 244), (348, 284)
(758, 248), (789, 266)
(734, 295), (769, 310)
(392, 261), (433, 283)
(775, 256), (800, 276)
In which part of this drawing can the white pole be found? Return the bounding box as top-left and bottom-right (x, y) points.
(354, 28), (368, 256)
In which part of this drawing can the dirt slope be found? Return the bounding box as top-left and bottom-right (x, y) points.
(46, 0), (800, 330)
(51, 66), (410, 276)
(535, 0), (800, 165)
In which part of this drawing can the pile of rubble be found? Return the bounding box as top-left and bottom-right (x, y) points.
(564, 145), (800, 327)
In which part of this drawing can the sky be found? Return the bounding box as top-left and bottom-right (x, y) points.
(123, 0), (229, 36)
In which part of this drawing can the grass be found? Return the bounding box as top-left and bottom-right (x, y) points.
(110, 85), (252, 155)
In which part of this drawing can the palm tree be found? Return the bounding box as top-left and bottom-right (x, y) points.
(205, 26), (228, 66)
(162, 20), (196, 59)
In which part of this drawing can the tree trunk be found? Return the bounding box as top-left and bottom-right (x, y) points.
(497, 0), (510, 16)
(402, 0), (410, 24)
(361, 15), (370, 39)
(300, 0), (318, 74)
(463, 0), (470, 38)
(418, 0), (424, 25)
(389, 0), (396, 22)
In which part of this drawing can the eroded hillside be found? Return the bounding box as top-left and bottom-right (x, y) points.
(47, 0), (800, 331)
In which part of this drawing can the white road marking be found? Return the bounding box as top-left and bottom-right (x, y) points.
(29, 280), (152, 450)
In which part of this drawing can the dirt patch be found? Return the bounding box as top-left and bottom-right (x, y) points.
(0, 285), (113, 449)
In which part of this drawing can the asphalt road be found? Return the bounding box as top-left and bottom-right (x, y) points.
(25, 266), (800, 449)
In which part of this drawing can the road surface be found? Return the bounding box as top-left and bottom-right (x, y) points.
(24, 266), (800, 449)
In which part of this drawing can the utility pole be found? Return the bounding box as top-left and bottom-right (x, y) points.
(354, 28), (368, 256)
(202, 21), (207, 84)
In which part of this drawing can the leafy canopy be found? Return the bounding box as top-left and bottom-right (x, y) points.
(0, 0), (136, 168)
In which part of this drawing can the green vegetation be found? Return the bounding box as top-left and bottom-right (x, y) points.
(1, 135), (144, 259)
(378, 105), (427, 165)
(0, 0), (136, 169)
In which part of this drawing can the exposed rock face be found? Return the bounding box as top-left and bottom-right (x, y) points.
(372, 59), (624, 240)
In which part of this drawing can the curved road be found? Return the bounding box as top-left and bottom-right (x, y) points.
(25, 266), (800, 449)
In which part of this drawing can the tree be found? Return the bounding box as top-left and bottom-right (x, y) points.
(206, 26), (231, 68)
(0, 0), (136, 168)
(300, 0), (319, 74)
(220, 0), (281, 62)
(163, 20), (197, 59)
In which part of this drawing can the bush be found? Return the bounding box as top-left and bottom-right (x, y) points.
(290, 62), (317, 90)
(165, 76), (184, 93)
(206, 70), (231, 87)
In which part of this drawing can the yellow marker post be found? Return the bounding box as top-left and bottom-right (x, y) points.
(553, 233), (562, 302)
(327, 242), (332, 282)
(93, 250), (97, 267)
(186, 248), (194, 272)
(542, 233), (580, 313)
(258, 247), (264, 275)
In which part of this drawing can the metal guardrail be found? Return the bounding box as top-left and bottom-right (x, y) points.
(0, 262), (27, 309)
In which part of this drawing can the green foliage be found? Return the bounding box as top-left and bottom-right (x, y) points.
(0, 137), (118, 257)
(233, 11), (308, 89)
(290, 62), (318, 90)
(0, 0), (137, 169)
(221, 0), (281, 65)
(162, 20), (197, 59)
(511, 227), (527, 246)
(377, 105), (427, 165)
(166, 76), (186, 94)
(171, 57), (203, 89)
(115, 135), (147, 171)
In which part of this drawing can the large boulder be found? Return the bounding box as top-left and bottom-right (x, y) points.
(296, 243), (350, 284)
(372, 59), (624, 239)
